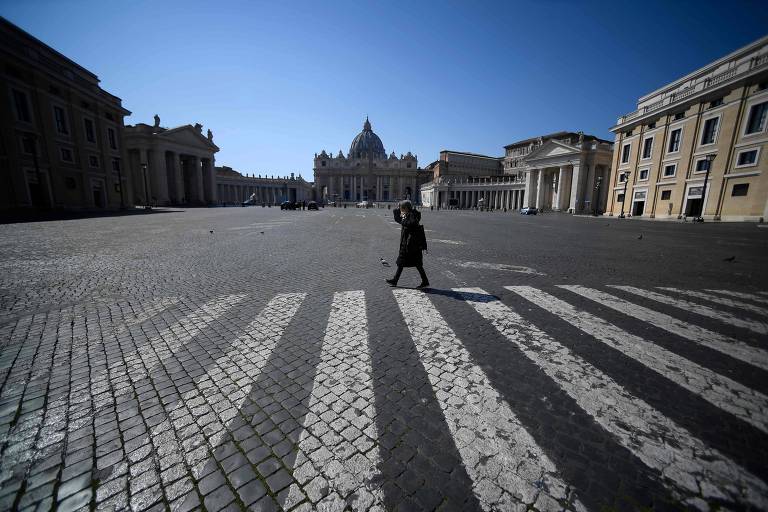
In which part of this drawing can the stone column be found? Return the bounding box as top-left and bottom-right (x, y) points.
(536, 169), (545, 209)
(167, 152), (182, 204)
(554, 166), (565, 210)
(524, 170), (535, 207)
(188, 156), (203, 204)
(569, 163), (582, 213)
(148, 149), (169, 205)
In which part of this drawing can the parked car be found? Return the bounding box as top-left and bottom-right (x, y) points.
(520, 206), (538, 215)
(280, 201), (296, 210)
(307, 201), (319, 210)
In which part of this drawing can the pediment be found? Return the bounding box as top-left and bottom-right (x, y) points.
(523, 140), (578, 163)
(157, 125), (219, 151)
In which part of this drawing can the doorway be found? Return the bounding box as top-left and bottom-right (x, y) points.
(685, 198), (703, 217)
(632, 200), (645, 216)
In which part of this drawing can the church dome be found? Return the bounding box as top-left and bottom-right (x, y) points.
(349, 117), (386, 159)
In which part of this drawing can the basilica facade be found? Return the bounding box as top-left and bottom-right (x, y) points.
(313, 118), (428, 203)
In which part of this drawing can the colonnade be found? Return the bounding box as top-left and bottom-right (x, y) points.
(132, 148), (216, 206)
(323, 174), (418, 202)
(524, 163), (608, 213)
(427, 186), (525, 209)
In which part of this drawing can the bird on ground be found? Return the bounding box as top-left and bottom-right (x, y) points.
(380, 258), (390, 267)
(637, 234), (643, 240)
(723, 256), (736, 262)
(209, 230), (214, 234)
(260, 231), (264, 234)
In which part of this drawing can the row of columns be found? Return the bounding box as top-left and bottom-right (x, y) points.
(437, 188), (525, 209)
(135, 148), (216, 205)
(525, 164), (581, 212)
(217, 183), (298, 204)
(325, 174), (417, 201)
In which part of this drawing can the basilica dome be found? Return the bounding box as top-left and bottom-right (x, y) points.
(349, 117), (386, 159)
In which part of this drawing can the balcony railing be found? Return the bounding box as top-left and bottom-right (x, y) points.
(616, 51), (768, 125)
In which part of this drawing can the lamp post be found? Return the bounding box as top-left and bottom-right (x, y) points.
(116, 159), (125, 209)
(141, 163), (151, 210)
(593, 176), (603, 216)
(694, 153), (716, 222)
(618, 171), (631, 218)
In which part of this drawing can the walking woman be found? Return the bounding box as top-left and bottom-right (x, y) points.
(387, 200), (430, 288)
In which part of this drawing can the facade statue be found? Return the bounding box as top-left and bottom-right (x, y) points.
(207, 129), (213, 141)
(153, 114), (160, 128)
(194, 123), (202, 133)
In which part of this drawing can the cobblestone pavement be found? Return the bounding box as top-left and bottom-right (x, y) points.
(0, 207), (767, 511)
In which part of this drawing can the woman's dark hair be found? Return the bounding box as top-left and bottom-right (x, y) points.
(399, 200), (413, 212)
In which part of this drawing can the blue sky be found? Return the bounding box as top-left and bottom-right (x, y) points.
(2, 0), (767, 177)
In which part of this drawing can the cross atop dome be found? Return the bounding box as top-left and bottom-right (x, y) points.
(363, 116), (371, 131)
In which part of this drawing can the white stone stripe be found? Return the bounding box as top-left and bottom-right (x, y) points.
(286, 291), (383, 509)
(458, 288), (768, 508)
(392, 289), (585, 511)
(659, 287), (768, 318)
(610, 285), (768, 336)
(706, 289), (768, 305)
(155, 293), (306, 491)
(579, 286), (768, 372)
(507, 286), (768, 435)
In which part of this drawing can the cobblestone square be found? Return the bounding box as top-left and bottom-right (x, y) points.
(1, 208), (767, 511)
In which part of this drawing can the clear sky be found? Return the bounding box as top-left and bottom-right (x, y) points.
(2, 0), (767, 177)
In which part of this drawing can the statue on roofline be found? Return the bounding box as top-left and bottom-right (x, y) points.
(153, 114), (160, 128)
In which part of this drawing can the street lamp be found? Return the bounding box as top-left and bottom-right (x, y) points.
(141, 163), (151, 210)
(618, 171), (631, 218)
(593, 176), (603, 216)
(694, 153), (716, 222)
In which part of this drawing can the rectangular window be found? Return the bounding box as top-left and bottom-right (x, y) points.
(60, 147), (73, 162)
(634, 190), (647, 200)
(668, 128), (681, 153)
(107, 128), (117, 149)
(619, 172), (629, 183)
(617, 193), (625, 203)
(621, 144), (631, 163)
(638, 169), (649, 180)
(709, 98), (723, 108)
(732, 183), (749, 197)
(701, 117), (719, 145)
(660, 190), (671, 200)
(84, 118), (95, 142)
(12, 89), (31, 122)
(674, 112), (685, 120)
(89, 155), (99, 167)
(745, 102), (767, 134)
(736, 149), (758, 167)
(695, 159), (711, 173)
(641, 138), (653, 159)
(111, 158), (120, 172)
(54, 106), (68, 134)
(663, 164), (676, 177)
(647, 122), (656, 129)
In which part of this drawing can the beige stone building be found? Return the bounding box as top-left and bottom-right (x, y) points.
(314, 118), (427, 203)
(216, 166), (313, 205)
(0, 17), (132, 211)
(607, 35), (768, 221)
(420, 151), (523, 209)
(124, 116), (219, 206)
(420, 132), (612, 213)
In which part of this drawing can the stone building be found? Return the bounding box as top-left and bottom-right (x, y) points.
(420, 133), (613, 213)
(313, 118), (428, 203)
(607, 35), (768, 221)
(124, 116), (218, 206)
(216, 166), (313, 205)
(0, 17), (132, 211)
(419, 151), (524, 209)
(508, 132), (613, 214)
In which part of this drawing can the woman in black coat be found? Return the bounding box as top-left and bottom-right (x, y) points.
(386, 200), (429, 288)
